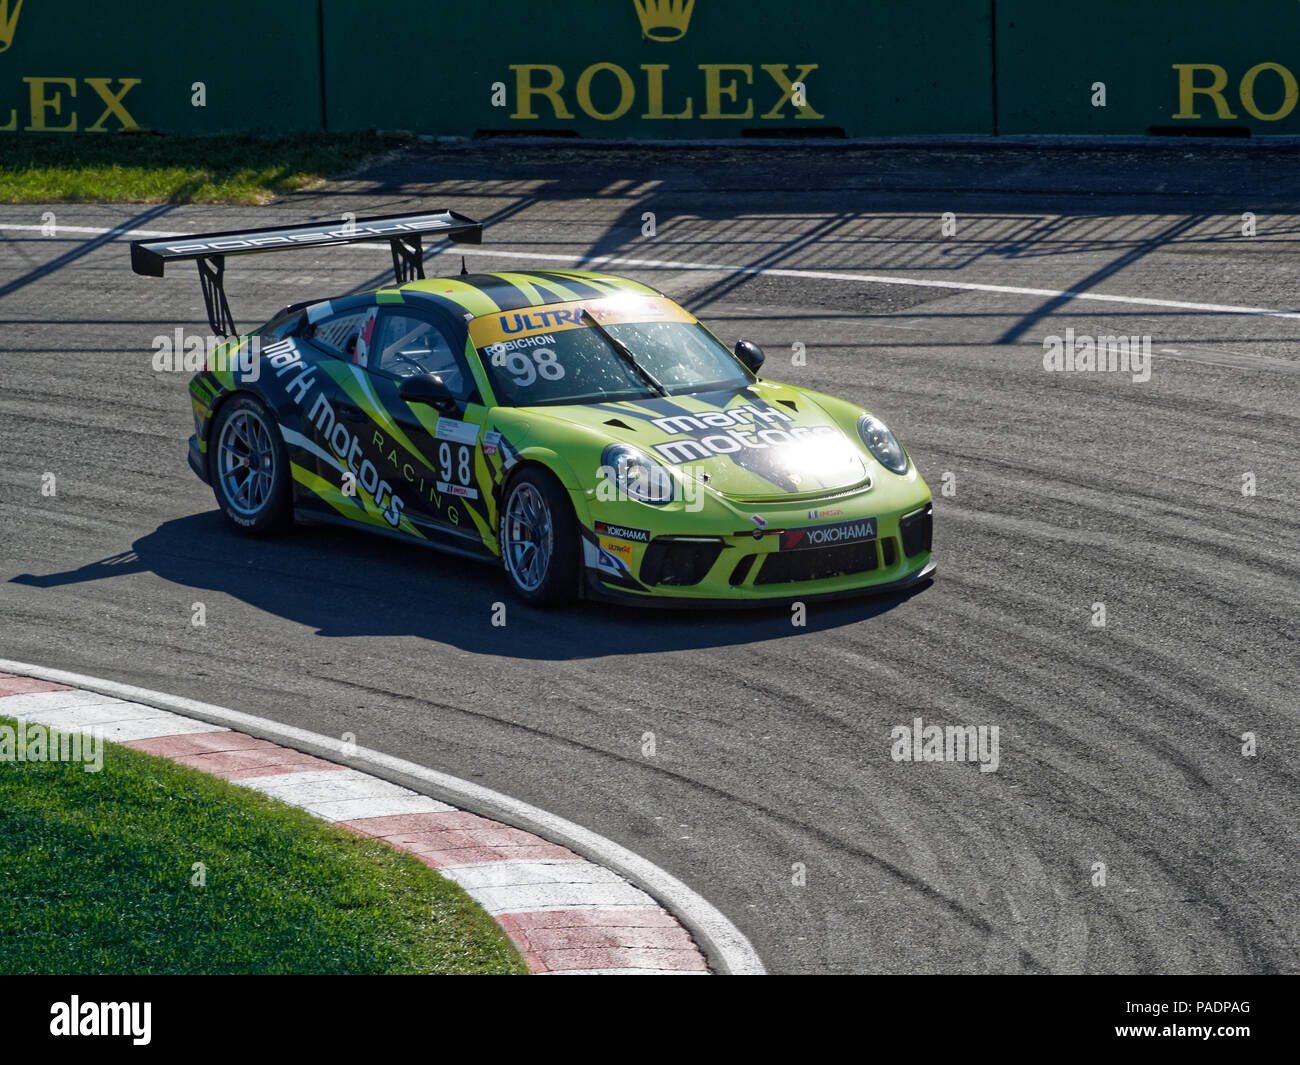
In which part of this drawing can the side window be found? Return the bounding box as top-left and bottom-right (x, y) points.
(372, 311), (471, 398)
(305, 308), (376, 365)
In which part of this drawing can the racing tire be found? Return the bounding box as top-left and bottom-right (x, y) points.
(209, 393), (293, 535)
(500, 466), (580, 606)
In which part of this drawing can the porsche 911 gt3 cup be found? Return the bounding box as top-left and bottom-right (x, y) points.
(131, 210), (934, 606)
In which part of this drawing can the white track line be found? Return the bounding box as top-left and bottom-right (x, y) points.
(464, 248), (1300, 321)
(4, 219), (1300, 321)
(0, 657), (766, 975)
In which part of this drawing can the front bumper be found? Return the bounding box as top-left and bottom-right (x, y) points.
(583, 555), (935, 609)
(577, 476), (935, 606)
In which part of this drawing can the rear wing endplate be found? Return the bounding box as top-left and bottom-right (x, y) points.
(130, 210), (482, 337)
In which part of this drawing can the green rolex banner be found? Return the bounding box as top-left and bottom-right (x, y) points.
(2, 0), (1299, 137)
(0, 0), (322, 134)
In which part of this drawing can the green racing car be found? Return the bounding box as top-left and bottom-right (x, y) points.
(131, 210), (934, 607)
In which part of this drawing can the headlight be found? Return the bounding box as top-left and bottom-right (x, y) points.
(600, 444), (674, 505)
(856, 413), (909, 474)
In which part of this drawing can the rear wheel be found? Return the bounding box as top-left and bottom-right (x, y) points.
(210, 394), (292, 534)
(500, 467), (579, 605)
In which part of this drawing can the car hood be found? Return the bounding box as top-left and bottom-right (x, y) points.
(525, 383), (870, 501)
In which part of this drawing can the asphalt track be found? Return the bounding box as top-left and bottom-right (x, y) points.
(2, 143), (1298, 974)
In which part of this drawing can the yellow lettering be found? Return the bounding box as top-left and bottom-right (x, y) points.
(1239, 61), (1298, 121)
(509, 64), (573, 120)
(700, 64), (753, 119)
(1172, 63), (1236, 119)
(23, 76), (76, 132)
(760, 63), (824, 119)
(84, 77), (141, 131)
(575, 62), (634, 121)
(640, 64), (692, 119)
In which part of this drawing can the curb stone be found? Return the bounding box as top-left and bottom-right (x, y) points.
(0, 666), (765, 974)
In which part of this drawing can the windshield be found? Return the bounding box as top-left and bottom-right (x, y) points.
(469, 296), (750, 406)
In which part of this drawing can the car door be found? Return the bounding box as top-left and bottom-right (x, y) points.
(280, 302), (395, 524)
(360, 307), (494, 547)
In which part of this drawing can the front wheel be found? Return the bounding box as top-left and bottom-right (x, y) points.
(210, 394), (292, 534)
(500, 467), (579, 605)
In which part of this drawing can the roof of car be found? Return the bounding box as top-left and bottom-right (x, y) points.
(396, 269), (663, 319)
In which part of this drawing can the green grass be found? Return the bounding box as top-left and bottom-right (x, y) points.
(0, 131), (409, 205)
(0, 717), (527, 974)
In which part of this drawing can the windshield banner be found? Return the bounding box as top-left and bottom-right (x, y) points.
(469, 295), (695, 349)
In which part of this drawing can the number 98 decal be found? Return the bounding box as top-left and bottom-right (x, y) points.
(432, 416), (481, 505)
(439, 441), (473, 486)
(503, 346), (565, 387)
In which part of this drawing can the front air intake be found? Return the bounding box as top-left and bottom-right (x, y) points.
(899, 505), (933, 557)
(640, 538), (724, 586)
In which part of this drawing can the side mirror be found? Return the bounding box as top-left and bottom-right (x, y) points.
(398, 372), (458, 413)
(734, 339), (765, 374)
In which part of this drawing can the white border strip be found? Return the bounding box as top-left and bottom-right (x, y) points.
(0, 658), (765, 975)
(5, 219), (1300, 321)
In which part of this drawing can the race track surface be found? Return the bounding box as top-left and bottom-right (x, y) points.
(2, 143), (1297, 973)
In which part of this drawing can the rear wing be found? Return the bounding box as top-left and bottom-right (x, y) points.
(130, 210), (482, 337)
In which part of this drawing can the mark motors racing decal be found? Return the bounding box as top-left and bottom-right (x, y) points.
(780, 517), (878, 550)
(646, 403), (840, 465)
(262, 338), (406, 527)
